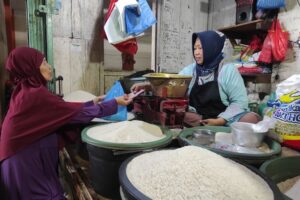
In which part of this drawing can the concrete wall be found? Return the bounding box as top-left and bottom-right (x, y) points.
(52, 0), (154, 95)
(208, 0), (300, 93)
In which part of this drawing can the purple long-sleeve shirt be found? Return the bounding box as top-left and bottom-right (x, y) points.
(0, 99), (118, 200)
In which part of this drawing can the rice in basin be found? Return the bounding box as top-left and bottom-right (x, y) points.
(86, 120), (165, 143)
(126, 146), (274, 200)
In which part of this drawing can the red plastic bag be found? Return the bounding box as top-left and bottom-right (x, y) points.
(269, 19), (289, 62)
(102, 0), (138, 55)
(258, 34), (272, 63)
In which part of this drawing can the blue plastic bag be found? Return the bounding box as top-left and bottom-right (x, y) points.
(102, 81), (127, 121)
(124, 0), (156, 35)
(257, 0), (285, 10)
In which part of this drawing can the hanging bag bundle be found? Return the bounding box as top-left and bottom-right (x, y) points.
(258, 19), (289, 63)
(103, 0), (138, 55)
(269, 19), (289, 62)
(257, 0), (285, 10)
(124, 0), (157, 35)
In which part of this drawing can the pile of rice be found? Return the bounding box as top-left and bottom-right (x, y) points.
(86, 120), (165, 143)
(126, 146), (274, 200)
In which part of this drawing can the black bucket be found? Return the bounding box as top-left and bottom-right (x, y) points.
(87, 144), (138, 199)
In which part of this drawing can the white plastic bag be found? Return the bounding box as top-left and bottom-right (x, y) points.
(276, 74), (300, 98)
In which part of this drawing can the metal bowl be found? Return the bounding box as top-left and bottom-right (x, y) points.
(143, 73), (192, 98)
(191, 129), (216, 145)
(231, 122), (266, 148)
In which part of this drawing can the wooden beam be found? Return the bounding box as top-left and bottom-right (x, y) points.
(4, 0), (15, 52)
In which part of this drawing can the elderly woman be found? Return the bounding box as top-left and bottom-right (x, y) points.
(132, 31), (260, 127)
(0, 47), (132, 199)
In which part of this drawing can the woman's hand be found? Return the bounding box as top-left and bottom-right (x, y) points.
(115, 94), (132, 106)
(93, 95), (106, 105)
(130, 82), (152, 92)
(200, 118), (226, 126)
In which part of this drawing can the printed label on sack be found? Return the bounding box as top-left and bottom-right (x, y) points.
(273, 90), (300, 124)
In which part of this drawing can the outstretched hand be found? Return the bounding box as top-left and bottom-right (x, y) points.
(93, 95), (106, 105)
(130, 82), (151, 92)
(200, 118), (226, 126)
(115, 94), (132, 106)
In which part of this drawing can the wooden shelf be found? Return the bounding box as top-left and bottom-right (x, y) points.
(219, 19), (272, 46)
(241, 73), (272, 83)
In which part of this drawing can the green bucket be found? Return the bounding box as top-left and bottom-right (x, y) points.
(260, 156), (300, 200)
(81, 124), (173, 198)
(178, 126), (282, 165)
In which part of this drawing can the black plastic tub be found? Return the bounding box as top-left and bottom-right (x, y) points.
(119, 151), (284, 200)
(87, 144), (137, 199)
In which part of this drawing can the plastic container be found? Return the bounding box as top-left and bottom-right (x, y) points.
(81, 125), (173, 198)
(178, 126), (281, 165)
(231, 122), (266, 148)
(260, 156), (300, 200)
(119, 151), (284, 200)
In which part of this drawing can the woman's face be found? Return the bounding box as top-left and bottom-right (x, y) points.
(194, 38), (203, 65)
(39, 59), (53, 81)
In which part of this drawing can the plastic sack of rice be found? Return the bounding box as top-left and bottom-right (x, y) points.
(272, 89), (300, 150)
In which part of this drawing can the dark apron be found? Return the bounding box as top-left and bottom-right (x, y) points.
(189, 68), (227, 119)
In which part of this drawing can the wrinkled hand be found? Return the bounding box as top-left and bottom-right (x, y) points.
(130, 82), (152, 92)
(115, 94), (132, 106)
(200, 118), (226, 126)
(93, 95), (106, 105)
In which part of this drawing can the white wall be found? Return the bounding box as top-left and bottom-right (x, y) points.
(157, 0), (209, 73)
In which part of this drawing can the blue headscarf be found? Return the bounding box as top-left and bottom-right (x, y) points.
(193, 31), (226, 76)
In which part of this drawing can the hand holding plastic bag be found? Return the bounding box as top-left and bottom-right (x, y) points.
(102, 81), (129, 121)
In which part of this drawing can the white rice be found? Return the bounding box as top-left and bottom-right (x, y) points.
(126, 146), (274, 200)
(63, 90), (96, 102)
(87, 120), (165, 143)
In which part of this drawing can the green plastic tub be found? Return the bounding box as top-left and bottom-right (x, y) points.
(260, 156), (300, 200)
(81, 124), (173, 198)
(178, 126), (282, 165)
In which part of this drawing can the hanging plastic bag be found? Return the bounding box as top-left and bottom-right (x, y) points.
(103, 0), (138, 55)
(269, 19), (289, 62)
(124, 0), (157, 35)
(258, 34), (272, 63)
(102, 81), (128, 121)
(257, 0), (285, 10)
(115, 0), (140, 33)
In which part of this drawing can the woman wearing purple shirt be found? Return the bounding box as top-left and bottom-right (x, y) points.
(0, 47), (132, 199)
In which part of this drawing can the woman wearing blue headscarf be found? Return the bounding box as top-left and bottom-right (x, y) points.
(179, 30), (260, 126)
(132, 30), (260, 127)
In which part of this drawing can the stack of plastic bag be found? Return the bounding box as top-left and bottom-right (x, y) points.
(103, 0), (156, 54)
